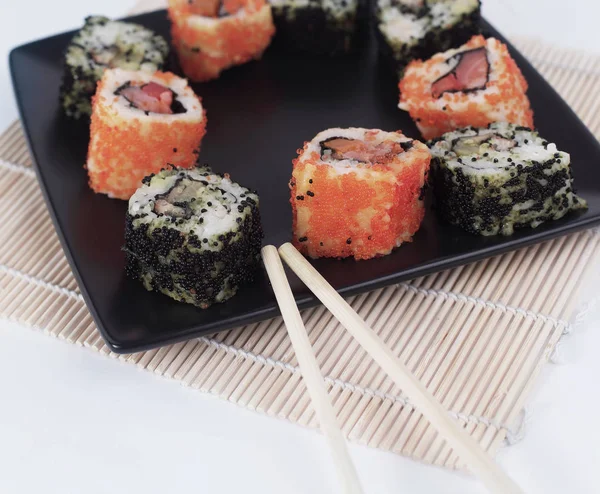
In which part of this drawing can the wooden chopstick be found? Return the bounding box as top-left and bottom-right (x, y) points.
(261, 246), (365, 494)
(277, 242), (524, 494)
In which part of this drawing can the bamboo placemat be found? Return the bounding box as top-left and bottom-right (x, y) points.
(1, 18), (599, 469)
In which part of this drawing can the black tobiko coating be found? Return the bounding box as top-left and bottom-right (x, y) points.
(270, 2), (363, 55)
(431, 155), (579, 236)
(124, 203), (264, 309)
(375, 1), (481, 76)
(59, 15), (169, 119)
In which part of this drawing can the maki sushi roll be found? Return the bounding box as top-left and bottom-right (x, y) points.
(269, 0), (362, 55)
(168, 0), (276, 82)
(125, 166), (264, 308)
(86, 68), (207, 200)
(59, 15), (169, 119)
(290, 127), (430, 260)
(429, 122), (587, 236)
(399, 35), (534, 140)
(375, 0), (481, 73)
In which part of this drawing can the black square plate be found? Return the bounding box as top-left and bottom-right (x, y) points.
(10, 10), (600, 353)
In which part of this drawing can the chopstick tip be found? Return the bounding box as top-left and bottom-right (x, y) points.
(261, 244), (276, 254)
(278, 242), (296, 255)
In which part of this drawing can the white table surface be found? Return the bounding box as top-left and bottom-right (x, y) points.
(1, 1), (599, 493)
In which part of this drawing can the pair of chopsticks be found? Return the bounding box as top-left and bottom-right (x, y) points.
(262, 243), (524, 494)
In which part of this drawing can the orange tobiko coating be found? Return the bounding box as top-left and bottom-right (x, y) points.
(399, 35), (534, 140)
(86, 70), (207, 200)
(168, 0), (275, 82)
(290, 130), (430, 260)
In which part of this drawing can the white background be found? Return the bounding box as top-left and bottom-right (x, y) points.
(1, 1), (600, 493)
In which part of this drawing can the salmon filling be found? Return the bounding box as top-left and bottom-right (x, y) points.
(188, 0), (220, 16)
(320, 137), (405, 164)
(431, 47), (489, 99)
(117, 82), (186, 114)
(188, 0), (244, 16)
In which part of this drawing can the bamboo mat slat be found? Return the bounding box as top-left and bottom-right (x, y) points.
(1, 12), (599, 468)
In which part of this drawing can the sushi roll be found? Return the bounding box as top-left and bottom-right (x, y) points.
(399, 35), (534, 140)
(59, 15), (169, 119)
(375, 0), (481, 73)
(86, 68), (207, 200)
(290, 127), (430, 260)
(429, 122), (587, 236)
(168, 0), (276, 82)
(269, 0), (362, 55)
(125, 166), (264, 308)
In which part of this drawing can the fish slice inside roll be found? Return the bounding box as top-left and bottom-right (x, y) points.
(125, 166), (264, 308)
(290, 127), (431, 260)
(429, 122), (587, 235)
(86, 68), (207, 200)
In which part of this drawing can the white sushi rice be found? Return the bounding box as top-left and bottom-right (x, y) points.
(269, 0), (356, 17)
(379, 8), (429, 44)
(429, 122), (567, 175)
(187, 6), (252, 23)
(64, 17), (168, 76)
(269, 0), (310, 8)
(299, 127), (414, 176)
(129, 169), (256, 252)
(429, 0), (479, 29)
(95, 68), (204, 124)
(378, 0), (478, 47)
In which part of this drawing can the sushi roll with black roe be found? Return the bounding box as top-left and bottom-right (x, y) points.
(125, 166), (264, 308)
(269, 0), (362, 55)
(60, 16), (169, 119)
(429, 122), (587, 236)
(375, 0), (480, 73)
(290, 127), (431, 260)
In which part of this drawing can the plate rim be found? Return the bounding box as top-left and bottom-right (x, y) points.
(9, 9), (600, 353)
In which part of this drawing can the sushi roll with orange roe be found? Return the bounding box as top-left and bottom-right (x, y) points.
(168, 0), (275, 82)
(86, 68), (207, 200)
(290, 128), (430, 260)
(399, 35), (533, 140)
